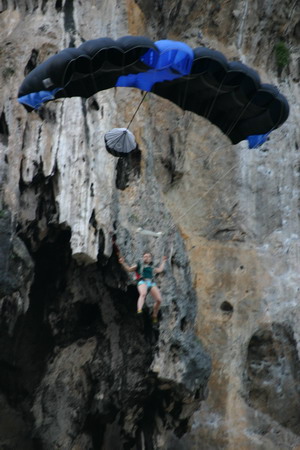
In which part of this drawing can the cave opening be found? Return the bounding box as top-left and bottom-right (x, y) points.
(0, 226), (72, 438)
(220, 300), (233, 313)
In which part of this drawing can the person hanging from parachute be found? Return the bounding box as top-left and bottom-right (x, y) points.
(119, 252), (167, 324)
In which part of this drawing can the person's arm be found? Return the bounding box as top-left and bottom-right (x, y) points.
(154, 255), (167, 274)
(119, 257), (137, 273)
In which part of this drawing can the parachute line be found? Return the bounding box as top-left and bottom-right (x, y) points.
(166, 162), (238, 233)
(126, 91), (148, 130)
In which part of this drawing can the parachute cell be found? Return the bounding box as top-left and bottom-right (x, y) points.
(18, 35), (289, 146)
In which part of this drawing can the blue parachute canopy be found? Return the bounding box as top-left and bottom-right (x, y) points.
(18, 35), (289, 146)
(247, 133), (270, 149)
(116, 40), (194, 91)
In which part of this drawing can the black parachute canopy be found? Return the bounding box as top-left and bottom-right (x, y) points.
(18, 35), (289, 146)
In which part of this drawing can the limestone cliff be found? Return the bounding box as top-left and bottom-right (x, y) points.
(0, 1), (299, 449)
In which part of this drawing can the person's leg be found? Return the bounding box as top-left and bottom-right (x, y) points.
(137, 282), (147, 313)
(150, 285), (162, 320)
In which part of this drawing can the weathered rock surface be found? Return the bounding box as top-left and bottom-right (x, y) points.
(0, 2), (212, 449)
(0, 0), (300, 449)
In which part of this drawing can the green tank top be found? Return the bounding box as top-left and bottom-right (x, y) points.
(137, 262), (154, 279)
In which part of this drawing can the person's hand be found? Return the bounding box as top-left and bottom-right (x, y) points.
(162, 256), (167, 261)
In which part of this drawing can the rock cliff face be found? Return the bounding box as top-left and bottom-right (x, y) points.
(0, 0), (299, 449)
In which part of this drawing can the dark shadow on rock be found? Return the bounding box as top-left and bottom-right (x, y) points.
(245, 322), (300, 435)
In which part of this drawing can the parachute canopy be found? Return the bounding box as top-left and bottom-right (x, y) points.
(18, 35), (289, 145)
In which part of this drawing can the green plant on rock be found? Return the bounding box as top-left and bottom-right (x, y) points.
(274, 41), (290, 70)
